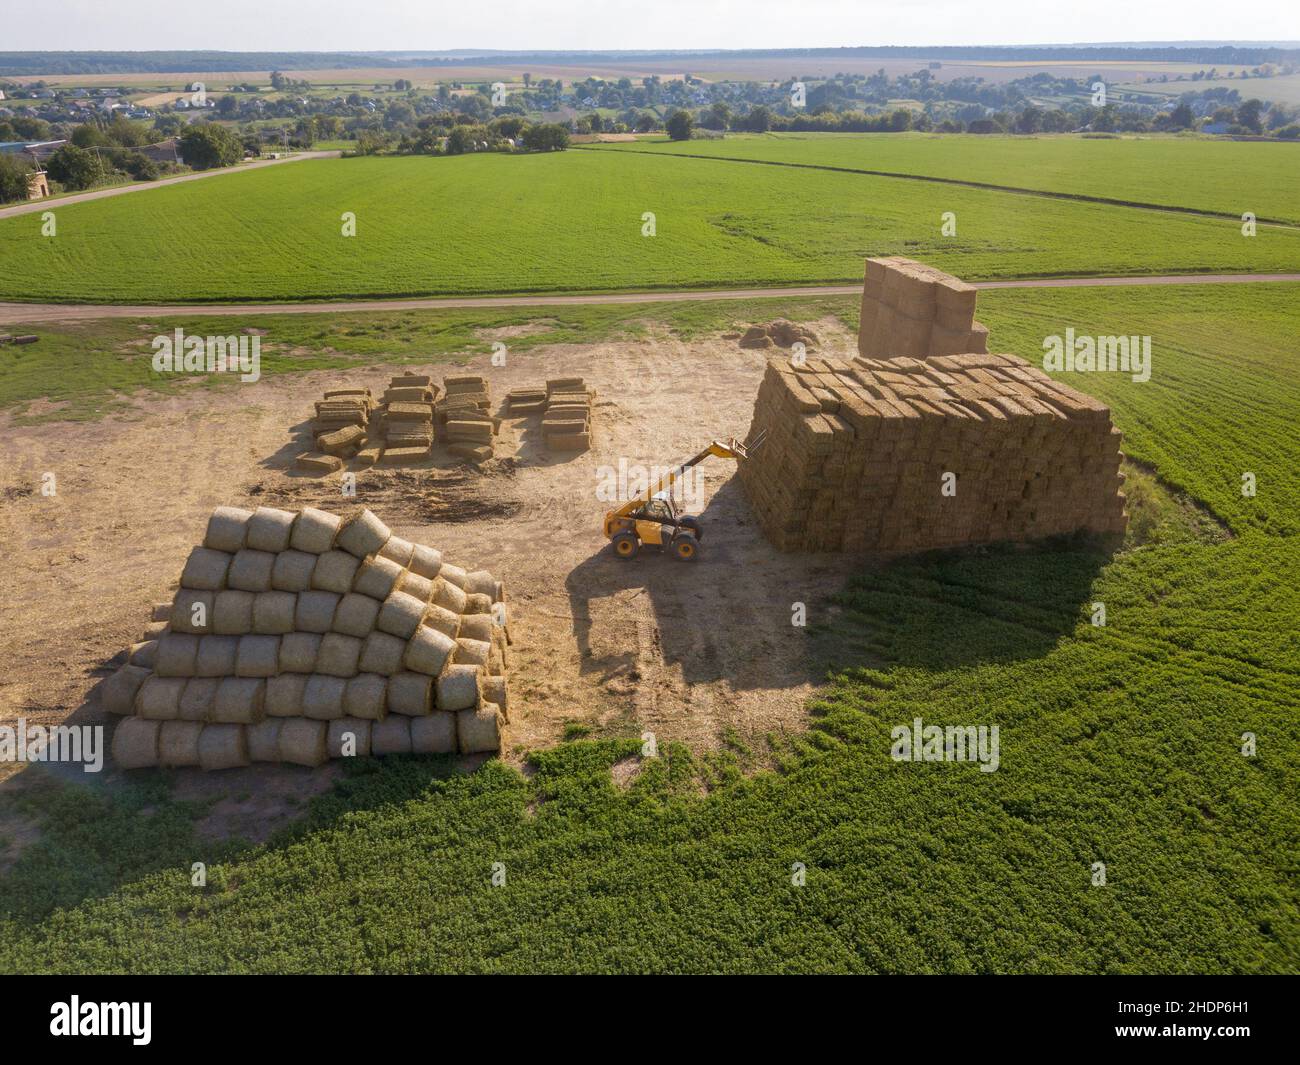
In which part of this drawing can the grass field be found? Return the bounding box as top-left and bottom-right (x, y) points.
(1, 282), (1296, 973)
(2, 145), (1298, 304)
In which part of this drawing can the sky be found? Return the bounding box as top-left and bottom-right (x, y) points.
(3, 0), (1297, 53)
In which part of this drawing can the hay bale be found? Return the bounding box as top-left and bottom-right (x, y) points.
(251, 590), (297, 634)
(353, 554), (404, 600)
(212, 677), (266, 724)
(103, 664), (152, 714)
(311, 549), (360, 594)
(128, 640), (159, 669)
(246, 719), (282, 762)
(204, 506), (252, 552)
(295, 452), (343, 474)
(337, 509), (391, 559)
(458, 613), (493, 643)
(194, 634), (239, 677)
(278, 631), (321, 673)
(439, 563), (468, 589)
(333, 592), (381, 637)
(271, 549), (317, 592)
(303, 674), (347, 720)
(227, 549), (275, 592)
(319, 424), (367, 456)
(212, 590), (255, 635)
(454, 638), (491, 666)
(180, 547), (232, 590)
(464, 570), (496, 597)
(423, 603), (460, 639)
(404, 625), (457, 676)
(158, 720), (204, 767)
(343, 674), (387, 720)
(458, 702), (503, 754)
(371, 715), (412, 756)
(410, 714), (457, 755)
(409, 544), (442, 580)
(170, 589), (213, 634)
(358, 631), (406, 676)
(179, 677), (218, 721)
(111, 718), (160, 770)
(279, 718), (328, 767)
(265, 673), (308, 717)
(436, 664), (482, 711)
(142, 620), (169, 641)
(379, 536), (414, 567)
(376, 590), (426, 638)
(198, 723), (249, 771)
(463, 592), (493, 616)
(482, 675), (510, 718)
(398, 570), (434, 602)
(295, 590), (340, 633)
(317, 632), (362, 677)
(156, 633), (200, 677)
(235, 635), (280, 678)
(136, 675), (186, 720)
(150, 602), (173, 621)
(387, 672), (433, 716)
(245, 507), (297, 552)
(328, 718), (373, 758)
(290, 507), (342, 554)
(431, 578), (467, 615)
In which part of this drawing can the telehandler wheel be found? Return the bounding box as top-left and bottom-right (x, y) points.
(679, 516), (703, 542)
(612, 532), (640, 559)
(671, 534), (699, 561)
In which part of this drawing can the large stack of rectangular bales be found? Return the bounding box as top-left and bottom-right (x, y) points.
(297, 388), (375, 472)
(378, 374), (439, 465)
(542, 377), (593, 453)
(437, 375), (498, 462)
(858, 256), (990, 359)
(102, 506), (512, 771)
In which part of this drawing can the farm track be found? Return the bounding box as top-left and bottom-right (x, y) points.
(1, 273), (1298, 323)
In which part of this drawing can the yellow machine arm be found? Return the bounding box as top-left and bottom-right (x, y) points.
(606, 436), (761, 523)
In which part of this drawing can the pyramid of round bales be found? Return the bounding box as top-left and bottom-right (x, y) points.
(103, 506), (511, 770)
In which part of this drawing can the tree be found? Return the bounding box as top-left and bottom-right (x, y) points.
(742, 105), (773, 132)
(1170, 101), (1195, 129)
(634, 112), (657, 133)
(521, 123), (569, 151)
(1237, 99), (1265, 133)
(45, 144), (103, 190)
(0, 152), (34, 204)
(666, 109), (694, 141)
(446, 125), (478, 154)
(178, 123), (243, 170)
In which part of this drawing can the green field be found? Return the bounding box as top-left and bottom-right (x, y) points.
(1, 282), (1297, 973)
(3, 144), (1299, 303)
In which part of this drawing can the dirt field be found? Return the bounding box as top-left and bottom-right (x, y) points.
(0, 323), (861, 798)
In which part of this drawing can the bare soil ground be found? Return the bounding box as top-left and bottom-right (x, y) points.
(0, 325), (861, 816)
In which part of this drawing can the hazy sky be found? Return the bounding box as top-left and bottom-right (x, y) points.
(5, 0), (1297, 52)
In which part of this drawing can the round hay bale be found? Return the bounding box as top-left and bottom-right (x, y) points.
(295, 590), (340, 633)
(398, 570), (434, 602)
(311, 549), (361, 594)
(198, 723), (249, 771)
(387, 672), (433, 716)
(204, 506), (252, 553)
(482, 675), (510, 717)
(371, 715), (412, 756)
(278, 631), (321, 673)
(458, 614), (493, 644)
(158, 720), (204, 767)
(179, 677), (218, 721)
(404, 625), (457, 676)
(409, 544), (442, 580)
(194, 634), (239, 677)
(303, 674), (347, 720)
(102, 663), (151, 715)
(265, 673), (308, 717)
(246, 719), (283, 762)
(151, 601), (174, 622)
(155, 633), (200, 677)
(464, 570), (496, 597)
(212, 590), (254, 635)
(245, 506), (297, 553)
(436, 664), (482, 711)
(410, 713), (457, 755)
(337, 509), (391, 559)
(316, 632), (362, 677)
(327, 718), (373, 758)
(279, 718), (328, 767)
(252, 591), (297, 634)
(376, 590), (426, 639)
(358, 631), (405, 676)
(271, 549), (317, 592)
(170, 589), (213, 635)
(344, 673), (387, 720)
(423, 603), (461, 639)
(439, 563), (468, 589)
(227, 549), (276, 592)
(454, 637), (491, 667)
(379, 535), (414, 567)
(142, 619), (169, 641)
(432, 578), (468, 615)
(180, 547), (232, 591)
(463, 592), (493, 616)
(212, 677), (266, 724)
(289, 506), (341, 554)
(333, 592), (381, 638)
(128, 639), (159, 670)
(236, 635), (280, 678)
(112, 717), (160, 769)
(352, 554), (404, 600)
(457, 701), (503, 754)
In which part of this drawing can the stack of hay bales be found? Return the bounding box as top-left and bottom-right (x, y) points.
(542, 377), (594, 453)
(297, 388), (375, 473)
(738, 353), (1128, 553)
(506, 387), (547, 413)
(437, 375), (499, 462)
(104, 505), (513, 771)
(857, 257), (989, 359)
(378, 374), (439, 465)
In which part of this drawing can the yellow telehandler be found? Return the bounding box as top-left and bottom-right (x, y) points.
(601, 433), (765, 561)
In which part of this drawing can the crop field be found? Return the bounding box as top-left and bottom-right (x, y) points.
(2, 146), (1299, 304)
(0, 282), (1296, 973)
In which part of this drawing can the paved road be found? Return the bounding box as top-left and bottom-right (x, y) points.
(0, 273), (1296, 325)
(0, 151), (342, 221)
